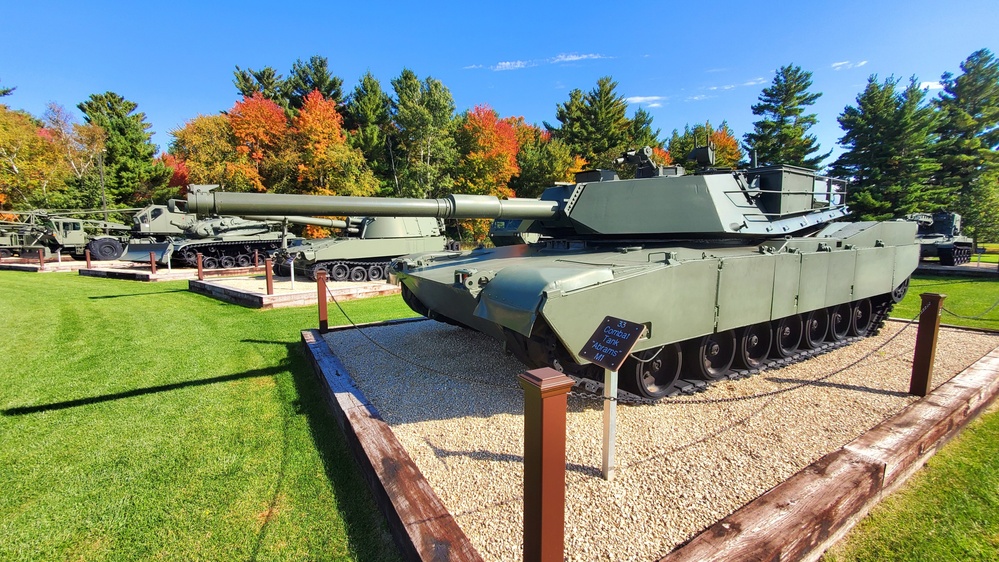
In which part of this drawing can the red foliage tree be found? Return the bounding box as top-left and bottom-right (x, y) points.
(228, 92), (288, 163)
(455, 105), (521, 240)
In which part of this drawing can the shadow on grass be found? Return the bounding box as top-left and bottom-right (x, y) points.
(262, 339), (402, 562)
(88, 289), (189, 299)
(1, 365), (287, 416)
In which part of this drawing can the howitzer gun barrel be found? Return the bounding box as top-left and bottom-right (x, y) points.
(242, 215), (350, 229)
(187, 191), (560, 221)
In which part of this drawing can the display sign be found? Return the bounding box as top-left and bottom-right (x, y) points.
(578, 316), (646, 372)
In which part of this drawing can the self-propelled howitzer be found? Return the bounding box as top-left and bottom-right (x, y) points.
(187, 154), (919, 399)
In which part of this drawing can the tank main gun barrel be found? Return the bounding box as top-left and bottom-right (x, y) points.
(187, 190), (560, 221)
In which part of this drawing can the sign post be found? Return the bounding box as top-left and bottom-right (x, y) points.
(579, 316), (646, 481)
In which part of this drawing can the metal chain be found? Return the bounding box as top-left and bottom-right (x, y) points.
(942, 295), (999, 320)
(322, 282), (520, 392)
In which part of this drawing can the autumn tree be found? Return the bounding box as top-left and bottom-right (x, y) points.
(77, 91), (170, 205)
(343, 72), (394, 193)
(291, 90), (378, 197)
(743, 64), (830, 168)
(390, 69), (457, 199)
(228, 92), (289, 191)
(667, 121), (743, 170)
(170, 114), (258, 191)
(0, 106), (67, 209)
(508, 119), (577, 198)
(932, 48), (999, 239)
(39, 103), (107, 207)
(453, 105), (520, 240)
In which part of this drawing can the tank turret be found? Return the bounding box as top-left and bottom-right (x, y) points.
(187, 150), (919, 399)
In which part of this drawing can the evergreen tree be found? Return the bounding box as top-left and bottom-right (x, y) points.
(743, 64), (830, 168)
(343, 72), (393, 194)
(831, 76), (943, 220)
(932, 48), (999, 238)
(547, 77), (631, 167)
(628, 108), (662, 150)
(286, 55), (343, 109)
(0, 78), (14, 97)
(233, 66), (287, 104)
(389, 69), (457, 199)
(667, 121), (743, 170)
(77, 92), (170, 205)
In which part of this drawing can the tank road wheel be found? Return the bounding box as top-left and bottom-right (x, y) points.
(802, 309), (829, 349)
(891, 277), (910, 303)
(620, 344), (682, 399)
(236, 254), (252, 267)
(202, 256), (219, 269)
(330, 263), (349, 281)
(687, 330), (736, 381)
(272, 261), (289, 277)
(367, 264), (385, 280)
(446, 240), (461, 251)
(771, 315), (803, 358)
(849, 298), (874, 336)
(0, 249), (11, 258)
(736, 323), (772, 369)
(349, 266), (368, 282)
(220, 255), (236, 269)
(88, 238), (124, 261)
(309, 263), (328, 282)
(828, 303), (851, 342)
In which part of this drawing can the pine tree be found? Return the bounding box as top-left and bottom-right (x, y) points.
(0, 78), (14, 97)
(390, 69), (457, 199)
(743, 64), (830, 168)
(77, 92), (170, 205)
(628, 108), (662, 150)
(343, 72), (393, 194)
(932, 48), (999, 238)
(232, 66), (287, 104)
(286, 55), (343, 109)
(831, 76), (943, 220)
(547, 77), (631, 168)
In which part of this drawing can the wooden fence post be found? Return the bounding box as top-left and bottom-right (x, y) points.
(518, 367), (574, 562)
(196, 253), (204, 281)
(254, 249), (259, 269)
(265, 258), (274, 296)
(85, 249), (92, 269)
(149, 251), (157, 275)
(317, 269), (329, 333)
(37, 249), (44, 271)
(910, 293), (946, 396)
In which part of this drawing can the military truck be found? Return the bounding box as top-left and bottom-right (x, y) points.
(905, 211), (975, 266)
(0, 213), (131, 260)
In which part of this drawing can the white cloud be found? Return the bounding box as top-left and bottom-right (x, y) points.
(742, 77), (765, 86)
(463, 64), (483, 70)
(920, 81), (944, 90)
(687, 95), (710, 102)
(832, 60), (868, 71)
(647, 102), (662, 108)
(492, 60), (530, 71)
(626, 95), (666, 104)
(550, 53), (605, 63)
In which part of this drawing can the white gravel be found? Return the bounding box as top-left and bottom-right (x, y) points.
(323, 319), (999, 561)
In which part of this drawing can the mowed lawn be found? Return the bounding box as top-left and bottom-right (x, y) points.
(0, 271), (411, 561)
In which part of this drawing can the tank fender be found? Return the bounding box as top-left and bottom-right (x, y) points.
(473, 266), (614, 336)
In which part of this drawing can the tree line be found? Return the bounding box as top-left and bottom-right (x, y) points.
(1, 49), (997, 241)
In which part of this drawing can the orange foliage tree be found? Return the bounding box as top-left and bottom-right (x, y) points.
(710, 124), (744, 167)
(170, 114), (260, 191)
(291, 90), (378, 198)
(454, 105), (520, 241)
(228, 93), (288, 191)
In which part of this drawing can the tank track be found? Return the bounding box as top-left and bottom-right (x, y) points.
(177, 240), (282, 269)
(937, 246), (973, 266)
(307, 259), (392, 282)
(567, 297), (897, 405)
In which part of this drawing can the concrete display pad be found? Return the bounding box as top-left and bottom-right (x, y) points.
(0, 257), (95, 272)
(191, 275), (400, 309)
(81, 263), (262, 282)
(303, 320), (999, 561)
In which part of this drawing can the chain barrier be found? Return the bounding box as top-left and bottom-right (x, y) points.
(942, 295), (999, 320)
(322, 282), (521, 393)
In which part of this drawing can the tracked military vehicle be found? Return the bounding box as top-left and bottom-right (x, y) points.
(905, 211), (975, 266)
(272, 216), (460, 281)
(187, 147), (919, 399)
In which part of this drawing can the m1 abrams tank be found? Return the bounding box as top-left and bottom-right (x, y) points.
(187, 147), (919, 399)
(905, 211), (975, 266)
(272, 216), (461, 281)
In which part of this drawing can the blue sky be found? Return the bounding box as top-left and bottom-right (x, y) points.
(1, 0), (996, 168)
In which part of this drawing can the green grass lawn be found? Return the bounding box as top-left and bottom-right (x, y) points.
(826, 273), (999, 561)
(0, 271), (412, 561)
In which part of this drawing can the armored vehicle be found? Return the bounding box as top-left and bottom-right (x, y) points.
(272, 216), (460, 281)
(905, 211), (974, 266)
(0, 212), (130, 260)
(187, 148), (919, 399)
